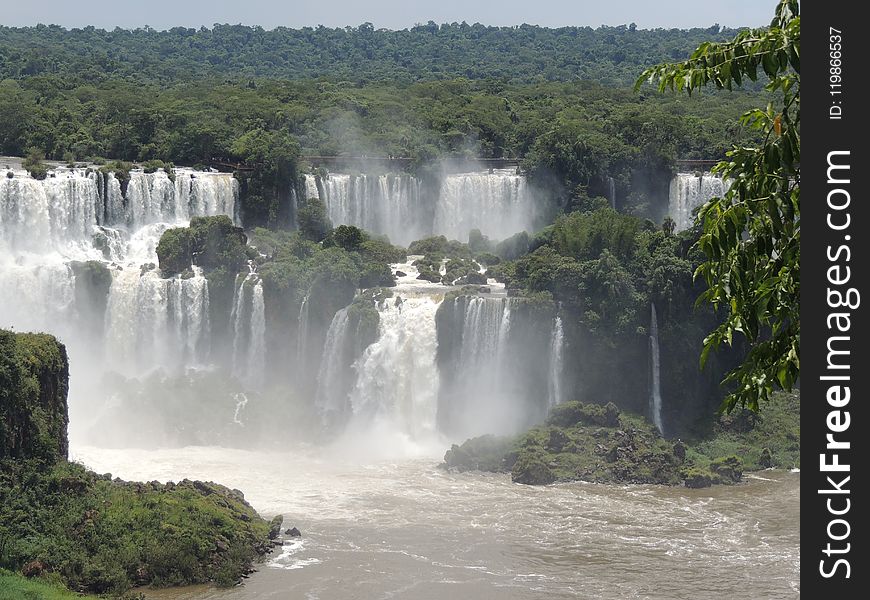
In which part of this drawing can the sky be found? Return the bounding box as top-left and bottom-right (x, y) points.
(5, 0), (772, 30)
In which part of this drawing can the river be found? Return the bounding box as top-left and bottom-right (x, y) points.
(71, 445), (800, 600)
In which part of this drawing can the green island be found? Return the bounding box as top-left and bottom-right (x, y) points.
(443, 393), (799, 487)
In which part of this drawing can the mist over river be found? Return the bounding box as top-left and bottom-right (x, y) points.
(72, 445), (800, 600)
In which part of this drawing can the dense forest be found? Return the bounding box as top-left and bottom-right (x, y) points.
(1, 22), (741, 85)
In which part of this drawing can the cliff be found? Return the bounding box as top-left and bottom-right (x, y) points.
(0, 330), (69, 461)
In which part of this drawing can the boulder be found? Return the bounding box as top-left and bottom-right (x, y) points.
(268, 515), (284, 540)
(759, 448), (773, 468)
(511, 452), (556, 485)
(286, 527), (302, 537)
(683, 470), (713, 488)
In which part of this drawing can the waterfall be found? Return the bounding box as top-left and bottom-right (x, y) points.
(314, 307), (352, 415)
(104, 266), (211, 375)
(607, 176), (616, 211)
(232, 393), (249, 426)
(349, 296), (441, 440)
(434, 169), (535, 242)
(547, 316), (565, 407)
(305, 169), (537, 245)
(668, 172), (728, 231)
(230, 273), (266, 387)
(2, 164), (238, 392)
(296, 293), (310, 367)
(437, 296), (533, 438)
(314, 173), (426, 246)
(1, 169), (99, 254)
(649, 303), (664, 435)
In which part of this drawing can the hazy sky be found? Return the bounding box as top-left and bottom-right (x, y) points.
(6, 0), (772, 30)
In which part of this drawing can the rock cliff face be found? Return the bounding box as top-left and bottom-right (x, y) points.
(0, 330), (69, 461)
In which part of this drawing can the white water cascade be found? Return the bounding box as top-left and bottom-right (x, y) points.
(230, 273), (266, 388)
(314, 307), (352, 416)
(310, 173), (427, 246)
(547, 315), (565, 407)
(349, 295), (441, 441)
(1, 162), (239, 437)
(304, 169), (538, 245)
(607, 176), (616, 210)
(649, 303), (664, 435)
(105, 265), (211, 374)
(668, 172), (729, 231)
(434, 169), (536, 242)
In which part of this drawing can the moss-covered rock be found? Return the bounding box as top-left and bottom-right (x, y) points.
(442, 434), (516, 473)
(511, 450), (556, 485)
(709, 455), (743, 484)
(0, 331), (69, 462)
(546, 400), (620, 428)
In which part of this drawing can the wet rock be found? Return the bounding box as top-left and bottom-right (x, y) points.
(395, 271), (407, 277)
(759, 448), (773, 468)
(710, 456), (743, 484)
(546, 428), (569, 453)
(511, 452), (556, 485)
(683, 471), (713, 488)
(672, 440), (686, 463)
(268, 515), (284, 540)
(286, 526), (302, 537)
(21, 560), (46, 578)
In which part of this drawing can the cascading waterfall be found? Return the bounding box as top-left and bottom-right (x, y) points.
(649, 303), (664, 435)
(296, 293), (310, 367)
(312, 173), (426, 246)
(435, 169), (536, 242)
(1, 164), (239, 437)
(232, 393), (249, 426)
(304, 169), (538, 245)
(349, 295), (441, 440)
(668, 172), (729, 231)
(314, 307), (352, 416)
(230, 273), (266, 388)
(608, 176), (616, 211)
(105, 265), (211, 374)
(436, 296), (535, 438)
(547, 316), (565, 407)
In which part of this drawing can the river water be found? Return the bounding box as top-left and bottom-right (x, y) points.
(71, 445), (800, 600)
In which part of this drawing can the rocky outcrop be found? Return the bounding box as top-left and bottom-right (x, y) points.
(0, 330), (69, 461)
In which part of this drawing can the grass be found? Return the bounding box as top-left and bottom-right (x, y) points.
(0, 569), (98, 599)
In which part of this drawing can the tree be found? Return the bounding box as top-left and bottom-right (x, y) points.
(636, 0), (799, 412)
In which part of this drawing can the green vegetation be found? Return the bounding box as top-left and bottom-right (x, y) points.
(443, 391), (798, 487)
(484, 205), (728, 432)
(0, 569), (99, 600)
(156, 215), (247, 277)
(21, 148), (49, 180)
(0, 23), (754, 85)
(0, 331), (69, 462)
(638, 0), (800, 411)
(0, 460), (272, 595)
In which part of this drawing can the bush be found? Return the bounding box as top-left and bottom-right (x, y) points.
(297, 197), (332, 242)
(156, 227), (193, 276)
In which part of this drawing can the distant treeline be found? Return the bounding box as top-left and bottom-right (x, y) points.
(0, 22), (743, 85)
